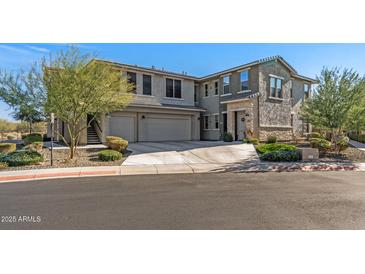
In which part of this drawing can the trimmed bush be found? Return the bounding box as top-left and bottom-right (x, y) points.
(260, 150), (299, 162)
(0, 152), (6, 161)
(243, 138), (259, 145)
(6, 133), (17, 140)
(267, 135), (277, 144)
(24, 134), (43, 145)
(223, 132), (233, 142)
(310, 132), (323, 139)
(0, 143), (16, 154)
(23, 141), (43, 153)
(0, 162), (8, 169)
(3, 150), (43, 167)
(309, 138), (331, 151)
(337, 136), (349, 152)
(98, 149), (123, 161)
(106, 136), (128, 152)
(256, 143), (296, 154)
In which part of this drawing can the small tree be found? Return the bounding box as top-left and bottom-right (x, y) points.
(0, 65), (45, 134)
(43, 47), (133, 159)
(300, 67), (365, 152)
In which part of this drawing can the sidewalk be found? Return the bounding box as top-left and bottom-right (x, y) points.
(349, 139), (365, 150)
(1, 161), (365, 183)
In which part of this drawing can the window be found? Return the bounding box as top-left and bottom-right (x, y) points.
(214, 81), (218, 95)
(223, 76), (230, 94)
(174, 80), (181, 98)
(290, 80), (293, 98)
(214, 115), (219, 129)
(269, 77), (283, 98)
(304, 83), (309, 99)
(194, 85), (198, 103)
(291, 114), (294, 127)
(127, 72), (137, 93)
(166, 78), (174, 97)
(143, 75), (152, 95)
(166, 78), (182, 98)
(204, 116), (209, 129)
(204, 84), (209, 97)
(240, 70), (249, 90)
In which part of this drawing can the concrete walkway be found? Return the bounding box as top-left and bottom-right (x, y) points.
(349, 139), (365, 151)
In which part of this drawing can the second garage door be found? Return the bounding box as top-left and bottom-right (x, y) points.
(139, 113), (191, 142)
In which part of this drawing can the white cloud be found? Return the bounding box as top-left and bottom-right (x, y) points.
(0, 44), (32, 55)
(26, 45), (50, 53)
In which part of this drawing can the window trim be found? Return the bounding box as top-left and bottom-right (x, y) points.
(204, 83), (209, 97)
(240, 70), (249, 91)
(214, 114), (219, 129)
(165, 77), (183, 99)
(222, 75), (230, 94)
(214, 81), (219, 96)
(142, 74), (152, 96)
(269, 76), (284, 99)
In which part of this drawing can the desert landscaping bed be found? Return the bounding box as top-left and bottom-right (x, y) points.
(0, 147), (131, 171)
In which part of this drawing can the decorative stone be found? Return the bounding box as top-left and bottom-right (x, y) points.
(297, 148), (319, 161)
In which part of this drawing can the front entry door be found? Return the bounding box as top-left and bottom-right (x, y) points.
(235, 111), (246, 141)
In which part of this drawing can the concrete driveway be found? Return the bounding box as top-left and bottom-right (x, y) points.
(121, 141), (259, 174)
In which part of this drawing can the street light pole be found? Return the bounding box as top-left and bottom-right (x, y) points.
(50, 113), (54, 166)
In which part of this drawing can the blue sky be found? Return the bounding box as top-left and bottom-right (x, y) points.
(1, 43), (365, 121)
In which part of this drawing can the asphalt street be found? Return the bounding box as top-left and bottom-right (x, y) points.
(1, 172), (365, 229)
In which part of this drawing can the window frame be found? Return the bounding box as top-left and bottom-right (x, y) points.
(269, 76), (284, 99)
(142, 74), (152, 96)
(214, 114), (219, 129)
(127, 71), (137, 94)
(204, 116), (209, 130)
(223, 75), (230, 94)
(214, 81), (219, 95)
(240, 70), (249, 91)
(165, 78), (182, 99)
(204, 83), (209, 97)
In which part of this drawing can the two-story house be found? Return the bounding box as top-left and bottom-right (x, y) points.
(50, 56), (316, 144)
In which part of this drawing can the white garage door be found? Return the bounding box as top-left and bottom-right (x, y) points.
(109, 114), (136, 142)
(139, 114), (191, 142)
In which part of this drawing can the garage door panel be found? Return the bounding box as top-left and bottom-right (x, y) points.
(139, 114), (191, 142)
(109, 115), (136, 142)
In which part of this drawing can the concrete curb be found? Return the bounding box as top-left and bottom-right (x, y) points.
(0, 162), (364, 183)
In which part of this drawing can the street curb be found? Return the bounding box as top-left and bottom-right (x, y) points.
(0, 162), (364, 183)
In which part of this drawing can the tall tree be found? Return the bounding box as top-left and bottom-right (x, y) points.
(300, 67), (365, 150)
(0, 64), (45, 133)
(43, 47), (133, 159)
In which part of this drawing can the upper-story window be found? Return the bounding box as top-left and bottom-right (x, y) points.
(166, 78), (182, 98)
(223, 76), (230, 94)
(270, 76), (283, 98)
(304, 83), (309, 99)
(214, 81), (218, 95)
(204, 84), (209, 97)
(127, 72), (137, 93)
(143, 74), (152, 95)
(240, 70), (249, 91)
(289, 80), (293, 98)
(194, 84), (198, 103)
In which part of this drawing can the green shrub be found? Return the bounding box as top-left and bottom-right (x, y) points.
(260, 150), (299, 162)
(243, 138), (259, 145)
(0, 152), (6, 161)
(24, 134), (43, 145)
(310, 132), (323, 138)
(0, 162), (8, 169)
(223, 132), (233, 142)
(256, 143), (296, 154)
(349, 133), (365, 143)
(6, 133), (17, 140)
(0, 143), (16, 154)
(23, 141), (43, 153)
(3, 150), (43, 167)
(98, 149), (123, 161)
(337, 136), (349, 152)
(106, 136), (128, 152)
(267, 135), (277, 144)
(309, 138), (331, 151)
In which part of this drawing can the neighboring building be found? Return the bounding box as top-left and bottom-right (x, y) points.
(50, 55), (317, 144)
